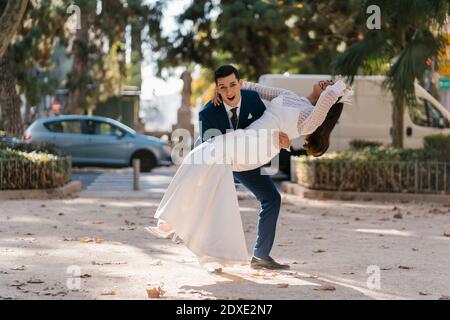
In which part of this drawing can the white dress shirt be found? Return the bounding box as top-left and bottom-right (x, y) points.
(223, 98), (241, 130)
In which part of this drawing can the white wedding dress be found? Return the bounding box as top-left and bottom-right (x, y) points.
(153, 80), (348, 266)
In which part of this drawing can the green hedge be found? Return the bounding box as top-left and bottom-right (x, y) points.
(0, 143), (71, 190)
(349, 139), (383, 150)
(423, 134), (450, 161)
(316, 146), (442, 162)
(293, 146), (450, 194)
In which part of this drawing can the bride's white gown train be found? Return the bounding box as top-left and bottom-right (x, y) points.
(154, 80), (348, 266)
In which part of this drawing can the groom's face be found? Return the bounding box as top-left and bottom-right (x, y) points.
(216, 74), (243, 107)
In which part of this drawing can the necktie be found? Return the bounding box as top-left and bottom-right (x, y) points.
(230, 107), (238, 130)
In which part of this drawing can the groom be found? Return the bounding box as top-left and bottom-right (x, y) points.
(198, 65), (290, 270)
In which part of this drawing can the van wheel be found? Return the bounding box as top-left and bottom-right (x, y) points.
(131, 151), (156, 172)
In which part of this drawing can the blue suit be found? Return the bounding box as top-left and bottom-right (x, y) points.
(198, 90), (281, 260)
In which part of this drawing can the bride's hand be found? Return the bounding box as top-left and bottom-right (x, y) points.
(212, 90), (222, 107)
(327, 78), (347, 94)
(278, 131), (290, 149)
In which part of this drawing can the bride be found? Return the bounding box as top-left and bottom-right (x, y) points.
(146, 74), (352, 267)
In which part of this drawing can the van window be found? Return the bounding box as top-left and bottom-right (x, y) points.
(45, 120), (82, 133)
(408, 98), (450, 128)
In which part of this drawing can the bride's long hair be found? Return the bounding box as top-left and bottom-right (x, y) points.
(303, 102), (344, 157)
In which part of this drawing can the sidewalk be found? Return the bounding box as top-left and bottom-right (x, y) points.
(0, 167), (449, 300)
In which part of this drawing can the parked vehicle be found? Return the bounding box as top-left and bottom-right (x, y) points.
(0, 131), (21, 147)
(24, 115), (172, 171)
(259, 74), (450, 151)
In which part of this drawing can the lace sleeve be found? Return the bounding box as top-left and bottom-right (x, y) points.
(242, 81), (297, 101)
(297, 80), (346, 136)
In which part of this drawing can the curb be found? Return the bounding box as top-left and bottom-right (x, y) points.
(281, 181), (450, 205)
(0, 180), (82, 200)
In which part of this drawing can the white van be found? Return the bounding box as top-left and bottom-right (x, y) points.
(258, 74), (450, 151)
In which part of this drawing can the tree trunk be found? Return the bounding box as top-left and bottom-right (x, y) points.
(66, 11), (89, 115)
(0, 49), (24, 137)
(391, 93), (404, 148)
(0, 0), (28, 60)
(172, 70), (194, 139)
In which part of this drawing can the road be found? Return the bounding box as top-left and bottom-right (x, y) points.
(0, 166), (449, 300)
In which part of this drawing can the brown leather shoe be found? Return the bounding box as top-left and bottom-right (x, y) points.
(250, 256), (290, 270)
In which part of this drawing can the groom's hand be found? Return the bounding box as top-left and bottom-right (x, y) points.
(278, 131), (290, 149)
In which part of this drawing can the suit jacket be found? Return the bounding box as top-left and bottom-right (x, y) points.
(198, 89), (266, 142)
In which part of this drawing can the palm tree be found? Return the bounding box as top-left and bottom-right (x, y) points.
(333, 0), (449, 148)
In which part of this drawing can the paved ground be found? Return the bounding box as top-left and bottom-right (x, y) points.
(1, 167), (450, 300)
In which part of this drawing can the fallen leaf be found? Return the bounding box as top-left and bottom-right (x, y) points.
(149, 260), (162, 266)
(429, 208), (445, 215)
(393, 213), (403, 219)
(419, 292), (431, 296)
(314, 284), (336, 291)
(443, 232), (450, 237)
(10, 281), (26, 287)
(11, 265), (26, 271)
(63, 237), (77, 241)
(313, 249), (326, 253)
(277, 283), (289, 288)
(79, 237), (104, 244)
(313, 236), (325, 240)
(252, 270), (278, 278)
(101, 290), (116, 296)
(146, 287), (165, 298)
(94, 237), (104, 243)
(91, 261), (127, 266)
(79, 237), (91, 243)
(439, 295), (450, 300)
(398, 265), (413, 270)
(27, 279), (44, 284)
(119, 227), (137, 231)
(79, 274), (91, 278)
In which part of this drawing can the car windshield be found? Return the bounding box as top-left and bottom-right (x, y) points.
(112, 121), (136, 135)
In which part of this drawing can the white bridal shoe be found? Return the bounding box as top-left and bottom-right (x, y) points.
(144, 226), (182, 243)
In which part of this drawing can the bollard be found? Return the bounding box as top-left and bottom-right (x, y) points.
(133, 159), (140, 191)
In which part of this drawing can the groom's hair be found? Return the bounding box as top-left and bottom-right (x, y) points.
(214, 65), (240, 83)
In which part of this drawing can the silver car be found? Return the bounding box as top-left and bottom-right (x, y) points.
(24, 115), (172, 172)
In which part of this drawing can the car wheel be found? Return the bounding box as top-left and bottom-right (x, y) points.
(131, 151), (157, 172)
